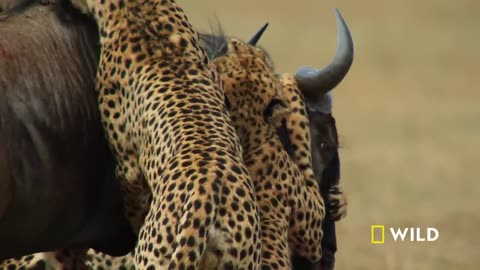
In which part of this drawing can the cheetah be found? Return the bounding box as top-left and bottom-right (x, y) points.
(73, 0), (262, 269)
(211, 37), (325, 269)
(278, 75), (347, 222)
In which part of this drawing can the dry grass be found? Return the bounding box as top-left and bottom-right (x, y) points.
(180, 0), (480, 269)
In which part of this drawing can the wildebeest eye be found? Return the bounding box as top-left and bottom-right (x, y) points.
(263, 98), (287, 120)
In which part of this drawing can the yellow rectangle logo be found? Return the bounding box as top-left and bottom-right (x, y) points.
(371, 225), (385, 244)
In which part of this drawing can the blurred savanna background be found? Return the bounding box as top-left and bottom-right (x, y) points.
(181, 0), (479, 269)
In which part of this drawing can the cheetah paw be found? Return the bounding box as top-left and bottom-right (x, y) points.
(327, 185), (347, 221)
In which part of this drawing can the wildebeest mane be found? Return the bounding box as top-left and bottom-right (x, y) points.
(199, 20), (229, 60)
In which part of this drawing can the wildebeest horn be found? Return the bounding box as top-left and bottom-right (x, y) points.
(295, 9), (354, 98)
(248, 22), (269, 46)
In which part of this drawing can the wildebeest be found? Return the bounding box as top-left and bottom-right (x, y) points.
(0, 1), (353, 269)
(0, 0), (135, 259)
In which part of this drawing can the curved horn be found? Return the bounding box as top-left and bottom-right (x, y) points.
(295, 9), (354, 98)
(248, 22), (269, 46)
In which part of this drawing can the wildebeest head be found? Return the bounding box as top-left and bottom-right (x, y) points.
(293, 9), (352, 202)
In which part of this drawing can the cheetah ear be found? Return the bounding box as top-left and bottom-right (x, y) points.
(70, 0), (91, 16)
(264, 97), (290, 126)
(247, 22), (269, 46)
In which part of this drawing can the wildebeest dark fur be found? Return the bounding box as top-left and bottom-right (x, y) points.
(0, 1), (135, 259)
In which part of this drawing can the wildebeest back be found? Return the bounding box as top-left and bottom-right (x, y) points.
(0, 2), (134, 259)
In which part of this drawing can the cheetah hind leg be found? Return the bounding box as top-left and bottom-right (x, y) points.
(144, 205), (237, 269)
(0, 249), (87, 270)
(327, 184), (347, 221)
(199, 228), (238, 270)
(86, 249), (136, 270)
(169, 219), (238, 270)
(0, 253), (52, 270)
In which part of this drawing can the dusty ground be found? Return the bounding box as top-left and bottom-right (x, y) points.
(181, 0), (480, 269)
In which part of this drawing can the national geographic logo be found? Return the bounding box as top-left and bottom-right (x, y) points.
(371, 225), (439, 244)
